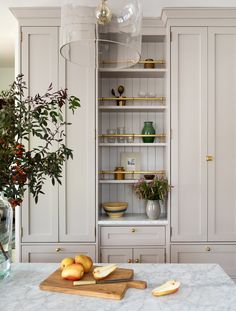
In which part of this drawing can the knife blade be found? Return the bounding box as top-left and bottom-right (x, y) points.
(73, 278), (132, 286)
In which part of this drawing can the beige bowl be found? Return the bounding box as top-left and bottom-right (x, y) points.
(102, 202), (128, 218)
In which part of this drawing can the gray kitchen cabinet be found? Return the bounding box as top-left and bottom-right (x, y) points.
(21, 244), (96, 263)
(12, 8), (96, 262)
(171, 25), (236, 242)
(171, 244), (236, 278)
(100, 226), (165, 246)
(101, 248), (165, 264)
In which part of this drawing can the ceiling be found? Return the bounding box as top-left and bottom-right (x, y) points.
(1, 0), (236, 67)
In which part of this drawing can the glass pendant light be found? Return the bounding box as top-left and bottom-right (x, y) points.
(60, 0), (142, 69)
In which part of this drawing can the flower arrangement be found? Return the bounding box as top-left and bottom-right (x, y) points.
(133, 176), (170, 201)
(0, 74), (80, 206)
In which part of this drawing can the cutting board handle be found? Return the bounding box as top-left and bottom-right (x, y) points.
(126, 280), (147, 289)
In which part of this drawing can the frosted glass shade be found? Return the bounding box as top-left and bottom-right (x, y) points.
(60, 0), (142, 69)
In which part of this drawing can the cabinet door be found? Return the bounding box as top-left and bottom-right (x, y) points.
(171, 27), (208, 242)
(59, 34), (96, 242)
(208, 27), (236, 241)
(21, 244), (96, 263)
(171, 244), (236, 277)
(100, 248), (133, 263)
(21, 27), (59, 243)
(133, 248), (165, 263)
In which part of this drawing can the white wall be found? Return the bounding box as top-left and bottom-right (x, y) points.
(0, 67), (15, 91)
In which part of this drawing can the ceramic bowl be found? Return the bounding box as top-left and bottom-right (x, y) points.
(102, 202), (128, 218)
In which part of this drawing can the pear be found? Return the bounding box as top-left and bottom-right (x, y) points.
(60, 257), (74, 270)
(61, 263), (84, 281)
(152, 280), (180, 297)
(93, 264), (117, 280)
(74, 255), (93, 273)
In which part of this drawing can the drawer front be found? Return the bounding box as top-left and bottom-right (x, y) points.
(100, 248), (133, 264)
(21, 244), (96, 263)
(101, 226), (165, 246)
(171, 244), (236, 277)
(133, 248), (165, 263)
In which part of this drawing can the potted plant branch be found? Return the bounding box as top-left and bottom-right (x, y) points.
(133, 176), (170, 219)
(0, 74), (80, 278)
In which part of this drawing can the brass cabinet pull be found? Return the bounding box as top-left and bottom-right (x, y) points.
(205, 246), (211, 252)
(56, 247), (62, 252)
(131, 228), (136, 233)
(128, 259), (132, 263)
(135, 259), (140, 263)
(206, 155), (214, 161)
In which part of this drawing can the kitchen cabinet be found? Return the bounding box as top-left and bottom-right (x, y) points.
(101, 248), (165, 263)
(171, 25), (236, 242)
(171, 244), (236, 278)
(21, 244), (95, 263)
(166, 8), (236, 279)
(12, 8), (96, 262)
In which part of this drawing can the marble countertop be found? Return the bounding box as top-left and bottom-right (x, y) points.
(1, 263), (236, 311)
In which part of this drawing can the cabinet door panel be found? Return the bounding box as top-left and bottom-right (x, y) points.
(171, 27), (208, 242)
(21, 244), (96, 263)
(133, 248), (165, 263)
(21, 27), (59, 243)
(59, 40), (96, 242)
(100, 248), (132, 263)
(171, 244), (236, 277)
(208, 27), (236, 241)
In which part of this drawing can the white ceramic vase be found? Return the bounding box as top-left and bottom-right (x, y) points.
(146, 200), (161, 220)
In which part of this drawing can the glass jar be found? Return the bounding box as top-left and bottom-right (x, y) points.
(106, 129), (116, 143)
(0, 192), (13, 279)
(117, 127), (125, 143)
(114, 167), (125, 180)
(141, 121), (155, 143)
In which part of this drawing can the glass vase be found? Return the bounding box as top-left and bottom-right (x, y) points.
(142, 121), (155, 143)
(0, 192), (13, 279)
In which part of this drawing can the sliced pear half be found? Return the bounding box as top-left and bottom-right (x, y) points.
(93, 264), (117, 280)
(152, 279), (180, 297)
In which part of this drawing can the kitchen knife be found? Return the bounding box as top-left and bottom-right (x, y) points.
(73, 278), (133, 286)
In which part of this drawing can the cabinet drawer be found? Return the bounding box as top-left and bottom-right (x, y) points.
(171, 244), (236, 277)
(100, 226), (165, 246)
(21, 244), (96, 263)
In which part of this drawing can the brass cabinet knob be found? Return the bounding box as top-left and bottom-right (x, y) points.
(127, 259), (132, 263)
(206, 155), (214, 161)
(131, 228), (136, 233)
(205, 246), (211, 252)
(56, 247), (62, 252)
(135, 259), (140, 263)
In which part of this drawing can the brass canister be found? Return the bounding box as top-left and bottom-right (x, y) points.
(114, 166), (125, 180)
(144, 58), (155, 69)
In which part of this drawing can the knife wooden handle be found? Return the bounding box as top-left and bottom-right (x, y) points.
(126, 280), (147, 289)
(73, 280), (96, 286)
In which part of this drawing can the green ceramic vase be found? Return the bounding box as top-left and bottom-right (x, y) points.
(142, 121), (155, 143)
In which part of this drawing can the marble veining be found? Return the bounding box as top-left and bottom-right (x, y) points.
(1, 263), (236, 311)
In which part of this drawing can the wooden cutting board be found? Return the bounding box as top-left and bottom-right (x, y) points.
(39, 266), (147, 300)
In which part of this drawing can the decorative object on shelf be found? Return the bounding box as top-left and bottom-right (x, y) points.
(146, 200), (161, 219)
(144, 58), (155, 69)
(102, 202), (128, 218)
(117, 127), (125, 143)
(126, 135), (134, 143)
(133, 176), (170, 219)
(60, 0), (142, 69)
(0, 74), (80, 277)
(121, 152), (141, 179)
(144, 175), (155, 180)
(142, 121), (156, 143)
(106, 129), (116, 143)
(0, 192), (13, 279)
(114, 167), (125, 180)
(111, 86), (126, 106)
